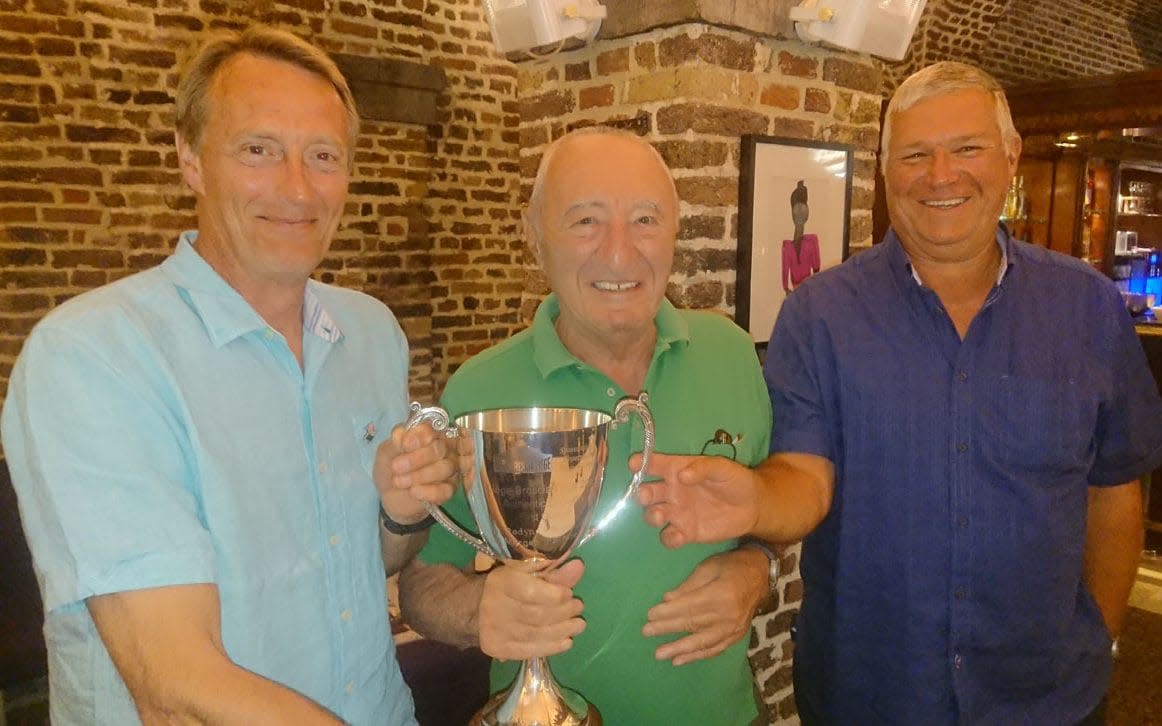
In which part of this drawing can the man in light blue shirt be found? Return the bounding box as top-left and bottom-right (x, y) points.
(0, 26), (454, 724)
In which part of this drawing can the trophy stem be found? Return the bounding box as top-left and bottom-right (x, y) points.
(471, 655), (601, 726)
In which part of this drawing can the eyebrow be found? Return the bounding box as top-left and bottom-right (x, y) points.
(896, 131), (997, 151)
(562, 199), (665, 216)
(232, 131), (346, 149)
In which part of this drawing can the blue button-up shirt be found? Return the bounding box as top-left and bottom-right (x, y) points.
(2, 232), (417, 725)
(766, 227), (1162, 724)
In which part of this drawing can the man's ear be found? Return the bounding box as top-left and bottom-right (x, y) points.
(1006, 135), (1023, 175)
(175, 132), (206, 196)
(522, 208), (544, 267)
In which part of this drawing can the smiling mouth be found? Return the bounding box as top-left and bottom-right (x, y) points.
(593, 280), (638, 292)
(922, 197), (968, 209)
(258, 215), (315, 225)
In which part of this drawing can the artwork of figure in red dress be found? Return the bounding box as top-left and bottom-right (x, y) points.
(781, 180), (820, 293)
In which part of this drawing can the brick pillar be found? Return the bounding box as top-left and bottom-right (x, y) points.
(511, 9), (882, 721)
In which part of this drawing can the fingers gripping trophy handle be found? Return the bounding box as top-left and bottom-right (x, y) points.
(404, 402), (497, 559)
(579, 392), (654, 547)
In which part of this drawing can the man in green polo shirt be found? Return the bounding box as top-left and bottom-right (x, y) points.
(398, 127), (774, 724)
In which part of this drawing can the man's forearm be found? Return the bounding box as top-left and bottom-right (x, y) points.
(750, 452), (835, 544)
(135, 663), (343, 725)
(397, 558), (486, 649)
(88, 585), (343, 726)
(381, 525), (430, 576)
(1084, 481), (1144, 639)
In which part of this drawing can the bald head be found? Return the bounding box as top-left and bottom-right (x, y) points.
(526, 127), (678, 241)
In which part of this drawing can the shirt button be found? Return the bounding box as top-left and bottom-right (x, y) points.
(606, 387), (616, 397)
(956, 442), (968, 453)
(957, 515), (968, 527)
(340, 609), (351, 622)
(954, 587), (966, 600)
(953, 653), (963, 669)
(318, 462), (327, 474)
(329, 534), (341, 546)
(345, 681), (355, 694)
(956, 371), (968, 382)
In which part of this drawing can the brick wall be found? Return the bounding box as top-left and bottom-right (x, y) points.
(887, 0), (1162, 91)
(0, 0), (521, 415)
(514, 26), (882, 322)
(421, 0), (524, 382)
(511, 24), (883, 718)
(980, 0), (1162, 85)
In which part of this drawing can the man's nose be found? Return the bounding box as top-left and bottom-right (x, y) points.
(598, 218), (634, 261)
(926, 148), (958, 184)
(277, 155), (311, 201)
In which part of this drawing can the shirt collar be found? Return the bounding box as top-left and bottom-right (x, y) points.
(899, 223), (1012, 288)
(530, 293), (689, 379)
(162, 230), (343, 347)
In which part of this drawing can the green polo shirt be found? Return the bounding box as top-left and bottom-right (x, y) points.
(419, 295), (772, 725)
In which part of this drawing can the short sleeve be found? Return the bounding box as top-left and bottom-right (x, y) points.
(764, 289), (835, 460)
(1, 325), (216, 612)
(1090, 292), (1162, 485)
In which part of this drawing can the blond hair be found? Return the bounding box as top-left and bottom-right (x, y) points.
(175, 25), (359, 153)
(881, 61), (1019, 174)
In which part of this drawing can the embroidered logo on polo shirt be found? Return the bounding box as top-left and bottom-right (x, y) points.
(700, 429), (741, 460)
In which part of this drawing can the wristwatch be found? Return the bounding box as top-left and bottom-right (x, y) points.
(379, 505), (435, 535)
(739, 538), (780, 600)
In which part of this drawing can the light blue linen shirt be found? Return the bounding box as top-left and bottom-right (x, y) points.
(1, 232), (417, 725)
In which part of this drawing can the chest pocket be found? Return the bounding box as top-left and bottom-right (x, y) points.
(978, 375), (1098, 484)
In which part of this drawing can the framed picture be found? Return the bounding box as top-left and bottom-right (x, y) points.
(736, 135), (853, 343)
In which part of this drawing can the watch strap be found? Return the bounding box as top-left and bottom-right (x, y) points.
(379, 506), (436, 535)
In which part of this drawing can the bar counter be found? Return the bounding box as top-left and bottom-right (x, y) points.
(1135, 324), (1162, 550)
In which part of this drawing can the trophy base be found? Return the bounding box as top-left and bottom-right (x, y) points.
(469, 689), (602, 726)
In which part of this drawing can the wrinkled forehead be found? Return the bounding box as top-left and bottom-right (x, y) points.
(545, 135), (678, 211)
(889, 90), (1003, 145)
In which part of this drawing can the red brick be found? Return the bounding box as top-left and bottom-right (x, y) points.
(760, 83), (800, 110)
(0, 57), (42, 77)
(595, 47), (630, 75)
(51, 249), (126, 269)
(0, 166), (102, 186)
(42, 208), (105, 225)
(0, 293), (53, 313)
(579, 84), (614, 110)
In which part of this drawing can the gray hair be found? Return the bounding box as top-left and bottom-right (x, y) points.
(175, 25), (359, 155)
(881, 61), (1019, 174)
(525, 126), (679, 239)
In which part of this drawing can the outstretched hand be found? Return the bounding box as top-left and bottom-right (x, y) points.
(631, 451), (761, 548)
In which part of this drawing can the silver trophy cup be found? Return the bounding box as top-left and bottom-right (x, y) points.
(405, 393), (654, 726)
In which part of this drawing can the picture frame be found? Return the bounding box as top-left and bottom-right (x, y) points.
(736, 135), (853, 344)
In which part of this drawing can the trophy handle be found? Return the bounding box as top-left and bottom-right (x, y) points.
(580, 391), (654, 547)
(404, 402), (496, 559)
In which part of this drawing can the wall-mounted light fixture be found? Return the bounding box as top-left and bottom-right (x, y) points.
(788, 0), (927, 61)
(482, 0), (606, 55)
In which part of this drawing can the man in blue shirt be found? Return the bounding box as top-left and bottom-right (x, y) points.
(1, 27), (454, 724)
(633, 61), (1162, 723)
